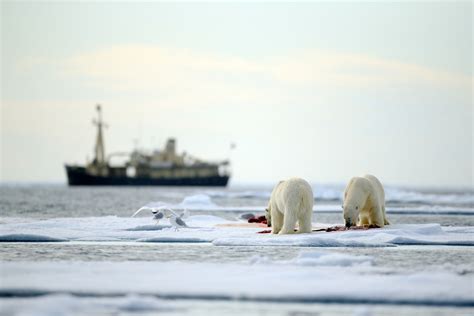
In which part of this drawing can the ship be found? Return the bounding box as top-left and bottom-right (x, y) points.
(65, 105), (231, 186)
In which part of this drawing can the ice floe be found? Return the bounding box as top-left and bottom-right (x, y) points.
(213, 223), (473, 247)
(0, 261), (472, 306)
(249, 251), (374, 267)
(292, 251), (374, 267)
(0, 293), (179, 316)
(0, 215), (472, 247)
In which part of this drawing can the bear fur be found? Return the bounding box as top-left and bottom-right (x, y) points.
(265, 177), (314, 234)
(343, 174), (389, 228)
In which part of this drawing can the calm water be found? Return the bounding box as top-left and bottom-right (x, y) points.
(1, 243), (473, 275)
(1, 297), (473, 316)
(1, 184), (472, 218)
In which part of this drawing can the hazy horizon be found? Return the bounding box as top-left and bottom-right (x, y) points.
(1, 1), (472, 189)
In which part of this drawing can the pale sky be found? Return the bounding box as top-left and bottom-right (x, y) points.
(1, 1), (473, 188)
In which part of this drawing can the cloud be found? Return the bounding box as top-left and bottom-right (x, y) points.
(58, 44), (472, 93)
(62, 45), (264, 91)
(269, 51), (472, 88)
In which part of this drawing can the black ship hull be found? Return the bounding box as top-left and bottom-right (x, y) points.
(65, 166), (230, 187)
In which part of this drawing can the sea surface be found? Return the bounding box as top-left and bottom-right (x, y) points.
(0, 183), (473, 316)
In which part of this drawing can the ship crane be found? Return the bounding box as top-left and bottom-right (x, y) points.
(92, 104), (108, 166)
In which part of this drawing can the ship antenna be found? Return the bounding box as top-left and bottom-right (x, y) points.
(92, 104), (108, 166)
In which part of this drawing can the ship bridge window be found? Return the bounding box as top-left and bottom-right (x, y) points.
(126, 166), (136, 177)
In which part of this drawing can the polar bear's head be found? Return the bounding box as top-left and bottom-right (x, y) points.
(343, 179), (368, 227)
(264, 204), (272, 227)
(343, 204), (359, 228)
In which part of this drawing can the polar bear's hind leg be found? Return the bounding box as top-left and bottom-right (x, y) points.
(297, 210), (313, 233)
(279, 209), (297, 234)
(271, 210), (283, 234)
(370, 206), (385, 227)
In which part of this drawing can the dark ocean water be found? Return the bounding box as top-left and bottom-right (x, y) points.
(0, 183), (472, 218)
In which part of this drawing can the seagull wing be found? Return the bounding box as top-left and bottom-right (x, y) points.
(132, 206), (153, 217)
(175, 217), (188, 227)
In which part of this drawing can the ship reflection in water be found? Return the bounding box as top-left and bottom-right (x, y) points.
(65, 105), (230, 186)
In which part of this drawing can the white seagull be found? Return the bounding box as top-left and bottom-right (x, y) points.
(131, 206), (171, 224)
(132, 206), (188, 228)
(152, 209), (165, 222)
(167, 210), (189, 231)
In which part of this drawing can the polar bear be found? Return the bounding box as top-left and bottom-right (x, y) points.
(343, 174), (389, 228)
(265, 177), (314, 234)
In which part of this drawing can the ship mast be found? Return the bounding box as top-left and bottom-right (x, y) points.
(93, 104), (107, 166)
